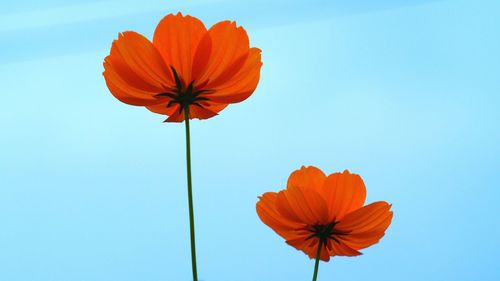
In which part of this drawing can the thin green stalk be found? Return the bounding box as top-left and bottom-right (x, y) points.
(311, 241), (323, 281)
(184, 106), (198, 281)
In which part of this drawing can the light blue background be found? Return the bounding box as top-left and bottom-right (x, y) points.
(1, 0), (499, 280)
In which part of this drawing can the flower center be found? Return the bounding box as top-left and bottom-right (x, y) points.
(155, 66), (211, 112)
(306, 222), (347, 246)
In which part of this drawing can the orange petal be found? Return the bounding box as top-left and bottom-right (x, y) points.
(103, 61), (163, 106)
(256, 192), (306, 239)
(205, 47), (262, 104)
(309, 242), (331, 261)
(276, 186), (330, 225)
(188, 105), (219, 120)
(145, 102), (178, 115)
(285, 236), (311, 252)
(145, 101), (227, 122)
(339, 230), (388, 250)
(336, 201), (393, 250)
(287, 166), (327, 191)
(193, 21), (250, 88)
(106, 31), (172, 91)
(203, 102), (228, 114)
(329, 241), (361, 257)
(153, 13), (207, 85)
(165, 109), (185, 122)
(319, 244), (331, 261)
(295, 239), (359, 260)
(103, 31), (174, 106)
(322, 170), (367, 221)
(336, 201), (392, 232)
(287, 236), (330, 261)
(188, 102), (228, 121)
(275, 190), (304, 223)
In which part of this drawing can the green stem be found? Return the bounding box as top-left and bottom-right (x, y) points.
(184, 106), (198, 281)
(311, 240), (323, 281)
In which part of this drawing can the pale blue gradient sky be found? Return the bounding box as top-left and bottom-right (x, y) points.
(1, 1), (499, 280)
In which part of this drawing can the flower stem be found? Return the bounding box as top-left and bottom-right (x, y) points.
(311, 240), (323, 281)
(184, 107), (198, 281)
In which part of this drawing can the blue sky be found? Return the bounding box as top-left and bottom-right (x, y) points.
(1, 0), (499, 280)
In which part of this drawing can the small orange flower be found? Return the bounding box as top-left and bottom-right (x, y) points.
(257, 166), (393, 262)
(103, 12), (262, 122)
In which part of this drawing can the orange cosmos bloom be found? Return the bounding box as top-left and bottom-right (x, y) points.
(103, 12), (262, 122)
(256, 166), (393, 261)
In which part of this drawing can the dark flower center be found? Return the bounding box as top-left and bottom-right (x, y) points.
(306, 222), (347, 247)
(155, 66), (211, 113)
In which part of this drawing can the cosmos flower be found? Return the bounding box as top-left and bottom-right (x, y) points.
(103, 12), (262, 122)
(103, 12), (262, 281)
(256, 166), (393, 262)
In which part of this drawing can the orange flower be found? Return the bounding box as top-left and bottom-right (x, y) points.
(103, 12), (262, 122)
(256, 166), (393, 262)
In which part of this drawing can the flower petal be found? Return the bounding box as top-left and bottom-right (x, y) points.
(256, 192), (306, 239)
(193, 21), (250, 88)
(103, 31), (173, 106)
(335, 201), (393, 250)
(322, 170), (367, 221)
(287, 166), (327, 191)
(145, 102), (178, 115)
(103, 64), (162, 106)
(153, 13), (207, 85)
(205, 47), (262, 104)
(145, 101), (227, 122)
(329, 241), (361, 257)
(276, 186), (330, 225)
(188, 104), (222, 120)
(287, 236), (329, 261)
(339, 230), (388, 250)
(106, 31), (172, 91)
